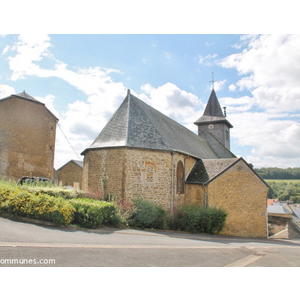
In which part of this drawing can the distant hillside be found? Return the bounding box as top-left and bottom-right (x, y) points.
(255, 167), (300, 180)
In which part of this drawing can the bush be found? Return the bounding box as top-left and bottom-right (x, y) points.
(69, 198), (121, 228)
(0, 187), (75, 225)
(130, 199), (167, 230)
(114, 197), (137, 225)
(18, 185), (84, 199)
(174, 205), (227, 234)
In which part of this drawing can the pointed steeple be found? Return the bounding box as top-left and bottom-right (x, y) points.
(203, 89), (225, 118)
(195, 89), (232, 125)
(81, 90), (235, 159)
(194, 88), (233, 150)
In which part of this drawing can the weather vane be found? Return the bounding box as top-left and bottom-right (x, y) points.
(210, 72), (216, 89)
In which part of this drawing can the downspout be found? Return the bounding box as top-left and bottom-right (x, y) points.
(171, 151), (175, 215)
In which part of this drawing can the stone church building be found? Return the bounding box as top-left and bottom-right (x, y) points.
(0, 91), (58, 181)
(82, 89), (268, 237)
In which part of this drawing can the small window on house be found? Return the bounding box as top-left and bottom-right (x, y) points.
(177, 160), (184, 194)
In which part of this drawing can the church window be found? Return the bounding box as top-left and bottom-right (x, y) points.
(146, 164), (154, 183)
(177, 160), (184, 194)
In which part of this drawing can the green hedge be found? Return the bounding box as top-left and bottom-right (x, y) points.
(130, 199), (167, 229)
(175, 204), (227, 234)
(68, 198), (121, 228)
(18, 185), (84, 199)
(0, 187), (75, 225)
(0, 185), (121, 228)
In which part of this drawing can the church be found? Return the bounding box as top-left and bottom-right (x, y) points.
(81, 89), (268, 237)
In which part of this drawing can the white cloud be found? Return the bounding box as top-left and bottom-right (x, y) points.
(229, 84), (237, 91)
(4, 34), (300, 169)
(140, 82), (202, 127)
(213, 79), (226, 91)
(8, 34), (53, 80)
(218, 34), (300, 167)
(220, 34), (300, 113)
(198, 53), (217, 66)
(164, 51), (172, 59)
(0, 84), (15, 98)
(6, 35), (127, 168)
(2, 45), (9, 55)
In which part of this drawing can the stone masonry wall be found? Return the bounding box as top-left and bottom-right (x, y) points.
(82, 148), (125, 199)
(0, 97), (57, 181)
(56, 162), (83, 189)
(123, 148), (173, 210)
(82, 147), (198, 211)
(207, 159), (268, 237)
(123, 149), (199, 211)
(185, 184), (205, 207)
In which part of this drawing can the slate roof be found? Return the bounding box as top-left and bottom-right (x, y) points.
(194, 89), (233, 128)
(186, 158), (239, 184)
(82, 90), (236, 159)
(186, 156), (269, 187)
(199, 131), (235, 158)
(292, 207), (300, 219)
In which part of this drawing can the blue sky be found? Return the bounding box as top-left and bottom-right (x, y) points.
(1, 33), (300, 169)
(1, 0), (300, 170)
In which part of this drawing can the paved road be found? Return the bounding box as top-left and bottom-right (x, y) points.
(1, 216), (300, 267)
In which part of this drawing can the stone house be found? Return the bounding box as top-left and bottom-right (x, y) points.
(56, 160), (83, 189)
(81, 89), (268, 237)
(0, 91), (58, 181)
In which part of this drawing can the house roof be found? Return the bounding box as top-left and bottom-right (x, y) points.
(81, 90), (236, 159)
(194, 89), (233, 128)
(56, 160), (83, 171)
(186, 156), (269, 187)
(267, 199), (279, 205)
(0, 91), (58, 121)
(292, 207), (300, 219)
(267, 204), (292, 215)
(15, 91), (42, 103)
(186, 158), (239, 184)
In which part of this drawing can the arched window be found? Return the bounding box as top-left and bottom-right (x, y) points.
(146, 164), (154, 183)
(177, 160), (184, 194)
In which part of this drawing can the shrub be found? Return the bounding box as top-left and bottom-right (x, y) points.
(114, 197), (137, 224)
(174, 204), (227, 234)
(130, 199), (167, 229)
(18, 185), (84, 199)
(0, 187), (75, 225)
(69, 198), (121, 228)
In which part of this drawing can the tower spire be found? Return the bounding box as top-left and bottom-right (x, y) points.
(210, 72), (216, 90)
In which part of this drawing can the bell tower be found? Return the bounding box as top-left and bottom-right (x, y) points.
(194, 87), (233, 150)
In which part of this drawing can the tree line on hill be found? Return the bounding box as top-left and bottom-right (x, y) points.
(254, 167), (300, 179)
(254, 167), (300, 202)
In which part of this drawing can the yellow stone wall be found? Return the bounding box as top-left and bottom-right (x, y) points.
(82, 148), (126, 198)
(82, 148), (268, 237)
(0, 96), (57, 181)
(207, 159), (268, 237)
(82, 147), (198, 211)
